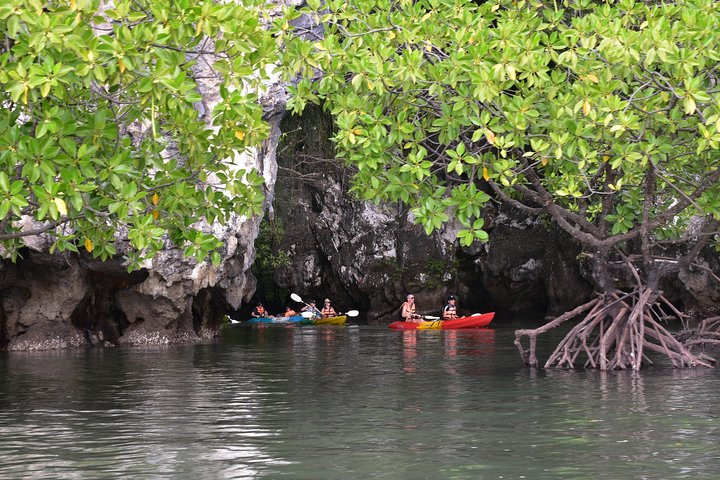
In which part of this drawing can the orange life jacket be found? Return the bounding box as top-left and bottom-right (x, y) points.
(401, 301), (416, 319)
(443, 304), (457, 318)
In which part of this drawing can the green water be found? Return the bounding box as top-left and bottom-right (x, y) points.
(1, 324), (719, 479)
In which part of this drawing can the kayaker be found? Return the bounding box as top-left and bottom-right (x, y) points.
(401, 294), (421, 322)
(321, 298), (337, 318)
(283, 306), (297, 317)
(442, 295), (458, 320)
(251, 303), (269, 318)
(301, 300), (322, 317)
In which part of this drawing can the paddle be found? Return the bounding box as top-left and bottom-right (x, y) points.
(291, 293), (318, 313)
(292, 293), (359, 318)
(290, 292), (306, 304)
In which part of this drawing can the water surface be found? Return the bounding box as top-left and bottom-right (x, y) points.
(1, 324), (719, 479)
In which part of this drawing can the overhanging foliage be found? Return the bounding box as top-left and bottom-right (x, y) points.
(280, 0), (720, 253)
(0, 0), (276, 268)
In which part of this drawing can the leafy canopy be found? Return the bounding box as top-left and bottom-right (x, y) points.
(280, 0), (720, 251)
(3, 0), (720, 276)
(0, 0), (276, 268)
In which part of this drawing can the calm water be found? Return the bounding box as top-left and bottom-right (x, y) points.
(1, 323), (720, 479)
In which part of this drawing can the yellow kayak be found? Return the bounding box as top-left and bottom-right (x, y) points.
(313, 315), (347, 326)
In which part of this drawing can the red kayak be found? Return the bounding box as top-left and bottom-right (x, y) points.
(388, 312), (495, 330)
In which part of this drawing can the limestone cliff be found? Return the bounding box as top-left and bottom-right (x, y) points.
(271, 108), (594, 323)
(0, 37), (286, 351)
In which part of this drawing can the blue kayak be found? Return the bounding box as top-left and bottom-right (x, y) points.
(245, 315), (305, 325)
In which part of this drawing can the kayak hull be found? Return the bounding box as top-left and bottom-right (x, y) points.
(388, 312), (494, 330)
(245, 314), (348, 326)
(245, 315), (304, 325)
(306, 315), (347, 326)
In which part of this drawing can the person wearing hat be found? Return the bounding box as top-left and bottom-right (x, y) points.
(301, 300), (322, 317)
(251, 302), (269, 318)
(442, 295), (458, 320)
(400, 293), (421, 322)
(320, 298), (337, 318)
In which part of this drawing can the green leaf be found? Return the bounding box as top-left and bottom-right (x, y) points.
(0, 201), (10, 220)
(0, 172), (9, 192)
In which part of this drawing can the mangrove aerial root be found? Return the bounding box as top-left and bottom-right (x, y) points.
(514, 289), (713, 370)
(679, 316), (720, 363)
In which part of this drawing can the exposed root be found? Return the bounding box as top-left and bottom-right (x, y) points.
(678, 316), (720, 364)
(514, 288), (714, 370)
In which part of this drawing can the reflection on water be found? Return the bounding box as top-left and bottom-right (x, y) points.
(402, 331), (417, 374)
(1, 325), (720, 479)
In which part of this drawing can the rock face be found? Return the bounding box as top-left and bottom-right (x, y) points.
(1, 253), (88, 350)
(0, 200), (269, 351)
(273, 185), (595, 322)
(271, 109), (594, 323)
(0, 49), (285, 352)
(0, 1), (311, 351)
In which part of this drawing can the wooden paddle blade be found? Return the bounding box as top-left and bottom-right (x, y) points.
(346, 309), (359, 317)
(291, 293), (303, 303)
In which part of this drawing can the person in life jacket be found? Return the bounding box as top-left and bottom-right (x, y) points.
(301, 300), (322, 317)
(321, 298), (337, 318)
(251, 303), (269, 318)
(442, 295), (458, 320)
(401, 294), (421, 322)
